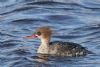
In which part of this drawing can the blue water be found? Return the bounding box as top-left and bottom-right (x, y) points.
(0, 0), (100, 67)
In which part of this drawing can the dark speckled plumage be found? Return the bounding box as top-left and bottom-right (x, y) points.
(49, 41), (90, 56)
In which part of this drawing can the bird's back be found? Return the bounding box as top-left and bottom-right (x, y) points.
(49, 41), (90, 56)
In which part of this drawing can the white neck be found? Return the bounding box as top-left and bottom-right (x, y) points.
(37, 38), (50, 54)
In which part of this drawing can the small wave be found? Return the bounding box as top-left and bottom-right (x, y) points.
(47, 15), (74, 20)
(26, 1), (67, 5)
(0, 32), (16, 37)
(0, 40), (21, 48)
(12, 49), (31, 55)
(11, 19), (49, 26)
(12, 19), (48, 23)
(0, 6), (34, 15)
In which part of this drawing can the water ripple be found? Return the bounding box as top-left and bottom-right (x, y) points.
(0, 0), (100, 67)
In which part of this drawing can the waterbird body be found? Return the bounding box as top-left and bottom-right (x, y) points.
(25, 27), (91, 57)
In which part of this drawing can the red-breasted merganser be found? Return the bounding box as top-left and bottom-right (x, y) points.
(25, 27), (91, 57)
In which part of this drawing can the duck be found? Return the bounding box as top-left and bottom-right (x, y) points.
(25, 26), (91, 57)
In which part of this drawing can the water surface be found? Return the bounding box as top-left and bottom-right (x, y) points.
(0, 0), (100, 67)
